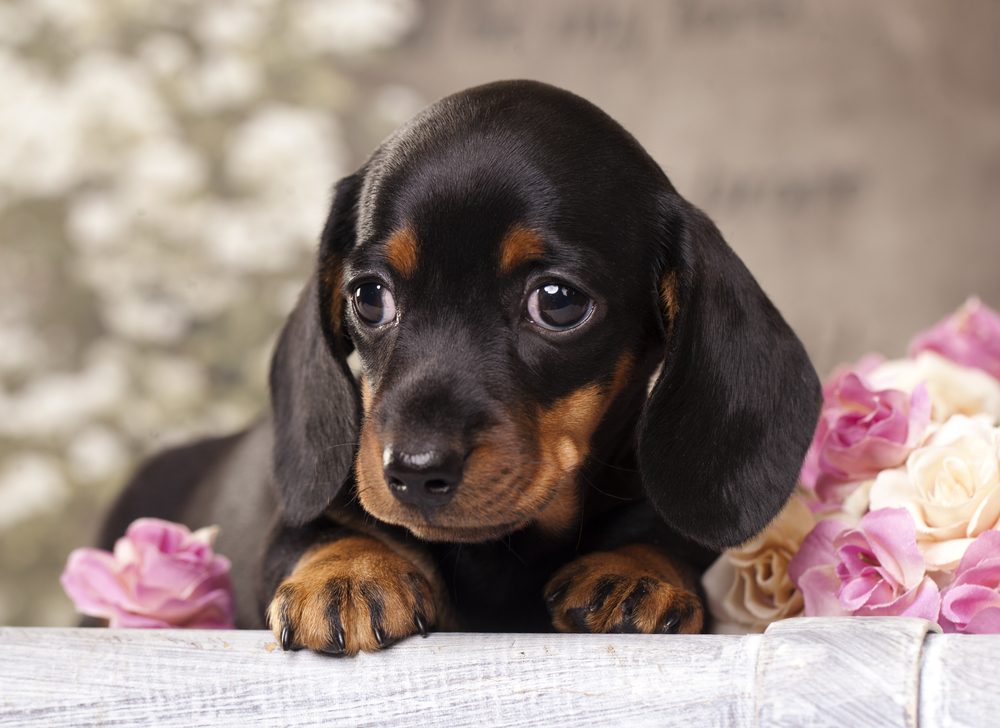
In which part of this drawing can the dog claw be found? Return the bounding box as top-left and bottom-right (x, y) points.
(415, 613), (428, 637)
(280, 625), (294, 651)
(545, 583), (568, 607)
(661, 615), (680, 634)
(373, 626), (385, 648)
(321, 628), (346, 656)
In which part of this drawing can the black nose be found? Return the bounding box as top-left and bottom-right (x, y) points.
(383, 446), (463, 509)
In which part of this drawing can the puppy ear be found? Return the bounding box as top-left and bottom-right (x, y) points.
(269, 173), (364, 525)
(637, 195), (821, 550)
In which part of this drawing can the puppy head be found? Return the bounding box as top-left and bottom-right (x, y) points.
(271, 81), (821, 548)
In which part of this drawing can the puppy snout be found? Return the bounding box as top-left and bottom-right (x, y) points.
(383, 445), (464, 510)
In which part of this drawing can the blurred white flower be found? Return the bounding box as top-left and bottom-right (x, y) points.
(140, 356), (208, 407)
(226, 105), (346, 195)
(203, 204), (306, 271)
(0, 345), (129, 438)
(223, 105), (347, 258)
(155, 264), (243, 319)
(124, 137), (208, 199)
(137, 33), (193, 78)
(0, 454), (69, 529)
(0, 51), (80, 196)
(194, 2), (268, 48)
(65, 53), (175, 174)
(100, 296), (191, 344)
(0, 322), (47, 375)
(67, 425), (129, 484)
(31, 0), (105, 41)
(66, 192), (130, 251)
(180, 53), (263, 112)
(291, 0), (420, 56)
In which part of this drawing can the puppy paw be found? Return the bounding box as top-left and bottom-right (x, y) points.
(267, 536), (438, 655)
(543, 545), (703, 634)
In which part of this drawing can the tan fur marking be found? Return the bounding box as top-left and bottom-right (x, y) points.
(323, 260), (345, 333)
(499, 225), (545, 274)
(531, 475), (581, 537)
(544, 545), (704, 635)
(267, 535), (442, 654)
(353, 348), (638, 541)
(526, 352), (635, 535)
(555, 437), (580, 471)
(360, 377), (373, 414)
(385, 226), (419, 277)
(609, 351), (634, 395)
(659, 271), (679, 329)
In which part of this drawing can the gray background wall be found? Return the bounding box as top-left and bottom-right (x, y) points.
(1, 0), (997, 626)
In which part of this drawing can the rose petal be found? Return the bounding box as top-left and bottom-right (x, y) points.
(956, 531), (1000, 573)
(852, 508), (925, 590)
(856, 577), (941, 621)
(922, 537), (976, 572)
(788, 519), (847, 583)
(909, 298), (1000, 381)
(60, 548), (131, 619)
(963, 607), (1000, 634)
(797, 566), (849, 617)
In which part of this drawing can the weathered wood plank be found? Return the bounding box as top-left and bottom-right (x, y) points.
(0, 628), (760, 727)
(0, 620), (997, 727)
(919, 633), (1000, 728)
(755, 617), (937, 728)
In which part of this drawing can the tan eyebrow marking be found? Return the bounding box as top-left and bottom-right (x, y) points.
(323, 259), (345, 332)
(659, 271), (679, 329)
(499, 225), (545, 274)
(384, 226), (419, 277)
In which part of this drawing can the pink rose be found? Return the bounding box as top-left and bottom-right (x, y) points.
(61, 518), (234, 628)
(939, 530), (1000, 634)
(910, 297), (1000, 382)
(800, 366), (931, 504)
(788, 508), (940, 621)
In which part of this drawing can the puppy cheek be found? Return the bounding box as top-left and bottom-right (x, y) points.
(525, 354), (635, 532)
(355, 421), (393, 518)
(556, 437), (580, 471)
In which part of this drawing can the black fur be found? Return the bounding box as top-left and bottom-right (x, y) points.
(99, 80), (821, 635)
(638, 196), (821, 548)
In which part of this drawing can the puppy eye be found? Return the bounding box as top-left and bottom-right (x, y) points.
(353, 282), (396, 326)
(526, 283), (594, 331)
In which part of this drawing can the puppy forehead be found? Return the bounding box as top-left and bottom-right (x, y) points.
(349, 219), (609, 288)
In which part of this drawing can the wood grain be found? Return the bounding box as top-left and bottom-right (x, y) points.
(756, 617), (938, 728)
(0, 619), (996, 727)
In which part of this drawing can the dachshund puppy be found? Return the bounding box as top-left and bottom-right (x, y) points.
(99, 80), (821, 653)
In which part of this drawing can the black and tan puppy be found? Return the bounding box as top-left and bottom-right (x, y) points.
(99, 80), (821, 653)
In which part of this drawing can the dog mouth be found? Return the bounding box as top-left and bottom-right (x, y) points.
(358, 469), (575, 544)
(399, 520), (527, 543)
(368, 497), (532, 543)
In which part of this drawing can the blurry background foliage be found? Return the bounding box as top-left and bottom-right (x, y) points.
(1, 0), (998, 626)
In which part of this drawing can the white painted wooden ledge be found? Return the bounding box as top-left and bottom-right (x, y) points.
(1, 618), (997, 727)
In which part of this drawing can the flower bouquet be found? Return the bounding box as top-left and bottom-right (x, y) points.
(703, 298), (1000, 634)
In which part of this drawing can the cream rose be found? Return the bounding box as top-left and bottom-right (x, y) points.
(868, 351), (1000, 423)
(869, 414), (1000, 570)
(701, 496), (814, 633)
